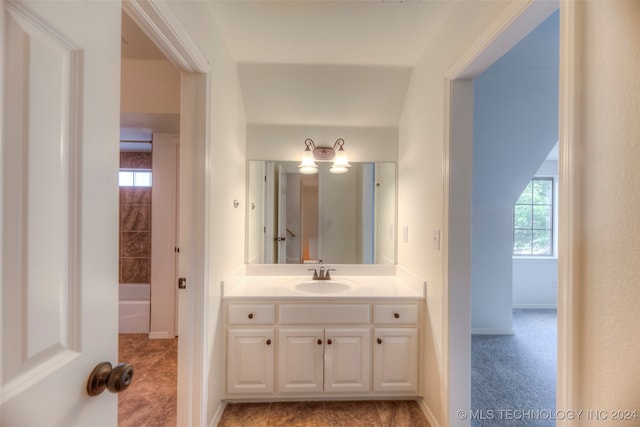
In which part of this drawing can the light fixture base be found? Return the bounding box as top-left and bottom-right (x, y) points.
(312, 146), (336, 161)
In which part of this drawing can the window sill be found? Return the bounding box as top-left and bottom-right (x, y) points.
(513, 256), (558, 262)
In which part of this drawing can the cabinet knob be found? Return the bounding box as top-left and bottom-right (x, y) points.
(377, 338), (383, 344)
(327, 339), (333, 345)
(248, 313), (254, 319)
(317, 339), (323, 345)
(266, 339), (271, 346)
(394, 312), (400, 319)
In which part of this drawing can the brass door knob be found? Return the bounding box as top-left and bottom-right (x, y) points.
(377, 338), (383, 344)
(87, 362), (134, 396)
(248, 313), (254, 319)
(317, 339), (323, 345)
(394, 313), (400, 319)
(266, 339), (272, 345)
(327, 339), (333, 345)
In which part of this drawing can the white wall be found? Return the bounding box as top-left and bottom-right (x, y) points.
(150, 133), (180, 338)
(247, 161), (265, 264)
(397, 2), (512, 425)
(512, 258), (557, 309)
(563, 0), (640, 415)
(318, 166), (358, 263)
(472, 11), (559, 333)
(375, 163), (396, 264)
(164, 3), (247, 424)
(121, 58), (180, 114)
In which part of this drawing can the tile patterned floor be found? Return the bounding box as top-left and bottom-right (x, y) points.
(118, 334), (177, 427)
(218, 400), (431, 427)
(117, 335), (428, 427)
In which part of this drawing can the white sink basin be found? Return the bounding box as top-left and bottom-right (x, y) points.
(291, 279), (354, 294)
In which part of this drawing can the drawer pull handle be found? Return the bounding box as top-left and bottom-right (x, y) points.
(394, 312), (400, 319)
(317, 339), (323, 345)
(266, 339), (271, 346)
(248, 313), (254, 319)
(327, 339), (333, 345)
(377, 338), (383, 344)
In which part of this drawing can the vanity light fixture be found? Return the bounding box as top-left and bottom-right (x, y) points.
(298, 138), (351, 174)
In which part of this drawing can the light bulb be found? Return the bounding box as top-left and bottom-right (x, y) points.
(299, 148), (318, 174)
(329, 166), (349, 174)
(331, 146), (351, 172)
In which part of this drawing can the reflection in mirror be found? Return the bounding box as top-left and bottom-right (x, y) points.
(247, 161), (396, 264)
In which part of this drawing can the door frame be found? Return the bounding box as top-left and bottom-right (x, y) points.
(122, 1), (210, 425)
(442, 1), (564, 425)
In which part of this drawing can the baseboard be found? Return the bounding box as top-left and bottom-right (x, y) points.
(417, 398), (440, 427)
(471, 328), (514, 335)
(148, 332), (172, 339)
(209, 401), (227, 427)
(512, 304), (557, 310)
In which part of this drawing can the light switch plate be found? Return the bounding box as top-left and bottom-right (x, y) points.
(432, 229), (440, 250)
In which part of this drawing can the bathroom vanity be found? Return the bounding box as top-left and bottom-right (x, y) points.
(222, 268), (426, 400)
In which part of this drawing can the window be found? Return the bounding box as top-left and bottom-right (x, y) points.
(513, 177), (554, 256)
(119, 170), (152, 187)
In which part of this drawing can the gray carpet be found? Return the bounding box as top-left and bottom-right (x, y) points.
(471, 309), (557, 426)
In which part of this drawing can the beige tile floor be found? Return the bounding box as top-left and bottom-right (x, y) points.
(219, 400), (431, 427)
(118, 334), (429, 427)
(118, 334), (177, 427)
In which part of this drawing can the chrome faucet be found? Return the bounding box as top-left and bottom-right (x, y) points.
(308, 265), (336, 280)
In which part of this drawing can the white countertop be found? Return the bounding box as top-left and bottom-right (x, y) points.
(222, 275), (426, 300)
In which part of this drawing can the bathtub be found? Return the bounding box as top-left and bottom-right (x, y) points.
(119, 283), (150, 334)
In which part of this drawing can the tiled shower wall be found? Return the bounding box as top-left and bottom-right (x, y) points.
(120, 152), (152, 283)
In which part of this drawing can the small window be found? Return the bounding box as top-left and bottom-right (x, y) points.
(119, 170), (152, 187)
(513, 177), (554, 256)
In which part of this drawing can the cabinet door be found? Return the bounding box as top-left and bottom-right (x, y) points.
(278, 328), (324, 393)
(373, 328), (418, 393)
(324, 328), (371, 392)
(227, 328), (274, 394)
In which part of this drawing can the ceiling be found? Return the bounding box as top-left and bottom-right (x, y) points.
(207, 1), (454, 66)
(121, 11), (179, 140)
(121, 11), (166, 61)
(121, 1), (456, 131)
(208, 1), (454, 127)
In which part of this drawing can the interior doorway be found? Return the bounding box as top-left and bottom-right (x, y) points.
(469, 10), (559, 418)
(120, 3), (210, 425)
(119, 8), (181, 425)
(444, 2), (561, 424)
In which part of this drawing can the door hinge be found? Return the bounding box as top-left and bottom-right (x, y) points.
(178, 278), (187, 289)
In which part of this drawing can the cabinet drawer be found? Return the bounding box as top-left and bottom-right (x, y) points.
(279, 304), (370, 325)
(373, 304), (418, 325)
(228, 304), (276, 325)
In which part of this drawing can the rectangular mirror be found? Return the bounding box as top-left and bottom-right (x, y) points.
(247, 161), (397, 264)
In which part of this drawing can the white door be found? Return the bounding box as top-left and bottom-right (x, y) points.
(227, 329), (275, 394)
(1, 1), (122, 426)
(278, 328), (324, 393)
(276, 165), (287, 264)
(263, 162), (275, 263)
(373, 328), (418, 393)
(324, 328), (370, 393)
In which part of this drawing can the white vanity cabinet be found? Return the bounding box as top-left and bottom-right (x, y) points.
(278, 303), (371, 394)
(278, 327), (370, 394)
(226, 304), (276, 394)
(373, 304), (419, 393)
(224, 298), (422, 399)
